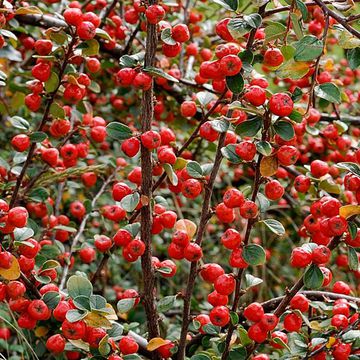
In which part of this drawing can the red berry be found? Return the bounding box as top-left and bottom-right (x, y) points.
(269, 93), (294, 117)
(243, 302), (264, 322)
(46, 334), (66, 353)
(214, 274), (235, 295)
(209, 305), (230, 327)
(283, 312), (302, 332)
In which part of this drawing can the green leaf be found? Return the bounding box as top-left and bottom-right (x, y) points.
(256, 141), (272, 156)
(42, 291), (60, 309)
(202, 324), (220, 335)
(163, 163), (178, 186)
(212, 0), (238, 11)
(304, 264), (324, 289)
(191, 354), (211, 360)
(228, 14), (262, 37)
(186, 161), (203, 179)
(261, 219), (285, 235)
(348, 221), (357, 239)
(314, 82), (341, 104)
(244, 274), (263, 288)
(319, 179), (341, 195)
(335, 162), (360, 177)
(120, 192), (140, 212)
(290, 13), (303, 40)
(210, 118), (230, 133)
(242, 244), (266, 265)
(95, 28), (112, 41)
(66, 309), (88, 322)
(45, 72), (59, 93)
(230, 312), (239, 325)
(67, 275), (93, 299)
(346, 48), (360, 70)
(120, 55), (139, 68)
(226, 73), (244, 94)
(196, 91), (214, 106)
(342, 330), (360, 342)
(265, 22), (287, 43)
(157, 295), (177, 313)
(228, 346), (247, 360)
(10, 116), (29, 130)
(235, 116), (262, 137)
(143, 66), (179, 82)
(161, 28), (176, 45)
(281, 45), (296, 61)
(273, 121), (295, 140)
(30, 131), (47, 143)
(289, 110), (303, 123)
(124, 223), (141, 238)
(73, 295), (91, 311)
(295, 0), (309, 20)
(348, 247), (359, 271)
(98, 334), (110, 356)
(294, 35), (323, 61)
(13, 227), (34, 241)
(80, 39), (99, 56)
(41, 260), (60, 271)
(28, 187), (49, 202)
(117, 298), (135, 313)
(50, 102), (65, 118)
(53, 225), (77, 232)
(107, 322), (124, 340)
(88, 80), (100, 93)
(221, 144), (241, 163)
(90, 294), (107, 310)
(106, 122), (133, 140)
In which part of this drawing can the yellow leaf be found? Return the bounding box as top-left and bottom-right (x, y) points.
(104, 303), (118, 321)
(173, 157), (188, 171)
(326, 337), (336, 349)
(35, 326), (48, 337)
(276, 60), (310, 80)
(260, 156), (278, 177)
(0, 256), (20, 280)
(339, 205), (360, 219)
(175, 219), (197, 239)
(310, 321), (322, 331)
(84, 312), (112, 329)
(15, 6), (43, 15)
(147, 337), (168, 351)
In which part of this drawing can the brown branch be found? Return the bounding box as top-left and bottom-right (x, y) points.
(139, 2), (161, 355)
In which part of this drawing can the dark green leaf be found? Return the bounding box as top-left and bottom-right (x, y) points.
(191, 354), (211, 360)
(265, 22), (286, 43)
(335, 162), (360, 177)
(274, 121), (295, 140)
(186, 161), (203, 178)
(294, 36), (323, 61)
(202, 324), (220, 335)
(106, 122), (133, 140)
(212, 0), (238, 11)
(296, 0), (309, 20)
(242, 244), (266, 265)
(314, 82), (341, 104)
(228, 346), (247, 360)
(289, 110), (303, 122)
(346, 48), (360, 70)
(348, 246), (359, 271)
(230, 312), (239, 325)
(28, 187), (49, 202)
(30, 131), (47, 143)
(157, 295), (177, 313)
(226, 73), (244, 94)
(348, 222), (357, 239)
(304, 264), (324, 289)
(235, 116), (262, 137)
(42, 291), (60, 309)
(107, 322), (124, 340)
(221, 144), (241, 163)
(73, 295), (91, 311)
(66, 309), (88, 322)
